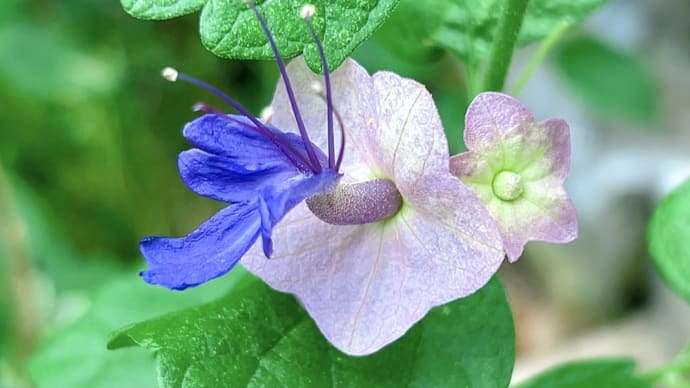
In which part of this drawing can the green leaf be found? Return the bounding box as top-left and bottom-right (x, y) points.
(373, 0), (450, 63)
(377, 0), (606, 67)
(553, 35), (658, 123)
(648, 178), (690, 304)
(514, 358), (650, 388)
(26, 271), (238, 388)
(518, 0), (606, 45)
(121, 0), (206, 20)
(109, 275), (514, 387)
(120, 0), (400, 72)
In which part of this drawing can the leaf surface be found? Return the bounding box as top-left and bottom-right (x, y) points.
(109, 275), (515, 387)
(120, 0), (400, 72)
(553, 35), (658, 123)
(648, 178), (690, 304)
(514, 358), (650, 388)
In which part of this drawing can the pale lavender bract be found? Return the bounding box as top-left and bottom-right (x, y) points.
(450, 92), (578, 262)
(242, 58), (504, 356)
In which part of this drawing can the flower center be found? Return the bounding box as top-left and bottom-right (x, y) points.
(492, 170), (523, 201)
(306, 179), (402, 225)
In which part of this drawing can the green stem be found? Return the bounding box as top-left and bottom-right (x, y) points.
(511, 20), (571, 96)
(481, 0), (530, 92)
(464, 63), (479, 101)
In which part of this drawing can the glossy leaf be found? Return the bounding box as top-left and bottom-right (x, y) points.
(514, 358), (650, 388)
(374, 0), (450, 63)
(553, 35), (658, 123)
(109, 275), (514, 387)
(120, 0), (400, 72)
(648, 178), (690, 304)
(120, 0), (206, 19)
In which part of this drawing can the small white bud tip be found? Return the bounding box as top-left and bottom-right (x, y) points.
(161, 67), (178, 82)
(300, 4), (316, 19)
(192, 103), (205, 112)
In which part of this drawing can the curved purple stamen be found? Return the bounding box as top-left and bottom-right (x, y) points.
(304, 18), (335, 169)
(247, 0), (323, 173)
(334, 108), (346, 170)
(173, 72), (317, 173)
(310, 85), (347, 171)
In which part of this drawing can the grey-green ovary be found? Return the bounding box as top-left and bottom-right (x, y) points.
(306, 179), (403, 225)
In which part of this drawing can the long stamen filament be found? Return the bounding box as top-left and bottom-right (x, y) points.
(246, 0), (323, 173)
(162, 67), (316, 173)
(312, 89), (347, 171)
(301, 5), (335, 170)
(334, 109), (346, 170)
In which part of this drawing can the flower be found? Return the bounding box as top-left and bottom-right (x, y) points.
(450, 92), (578, 262)
(140, 113), (340, 289)
(140, 3), (345, 290)
(241, 58), (504, 356)
(140, 1), (504, 356)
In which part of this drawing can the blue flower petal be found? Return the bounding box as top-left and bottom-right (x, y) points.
(182, 114), (324, 168)
(140, 169), (340, 290)
(262, 168), (341, 220)
(140, 202), (261, 290)
(256, 168), (340, 256)
(178, 148), (297, 203)
(258, 195), (274, 257)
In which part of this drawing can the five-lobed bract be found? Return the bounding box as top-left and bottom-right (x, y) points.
(451, 92), (578, 262)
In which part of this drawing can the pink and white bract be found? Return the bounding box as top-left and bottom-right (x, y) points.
(242, 58), (505, 356)
(450, 92), (578, 262)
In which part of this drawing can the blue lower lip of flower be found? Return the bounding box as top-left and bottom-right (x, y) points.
(139, 202), (262, 290)
(139, 111), (340, 290)
(140, 168), (339, 290)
